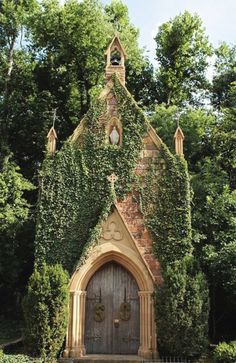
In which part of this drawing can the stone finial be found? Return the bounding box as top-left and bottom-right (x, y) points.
(105, 34), (127, 85)
(174, 126), (185, 156)
(47, 126), (57, 155)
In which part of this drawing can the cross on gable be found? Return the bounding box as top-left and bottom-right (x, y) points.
(107, 173), (118, 189)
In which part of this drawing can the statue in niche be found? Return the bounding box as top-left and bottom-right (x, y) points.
(109, 126), (120, 145)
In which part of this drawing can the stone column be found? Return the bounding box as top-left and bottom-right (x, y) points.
(138, 291), (155, 359)
(63, 292), (73, 358)
(64, 290), (87, 358)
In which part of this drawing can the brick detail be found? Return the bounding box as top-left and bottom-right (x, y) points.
(105, 65), (125, 86)
(116, 194), (162, 283)
(107, 91), (118, 116)
(136, 134), (159, 176)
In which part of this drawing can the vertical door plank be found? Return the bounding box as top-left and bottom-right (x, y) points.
(85, 262), (140, 354)
(85, 263), (113, 353)
(112, 262), (140, 354)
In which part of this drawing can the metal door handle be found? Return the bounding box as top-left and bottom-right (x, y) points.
(114, 319), (119, 327)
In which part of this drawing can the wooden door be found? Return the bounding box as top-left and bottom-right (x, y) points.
(85, 262), (140, 354)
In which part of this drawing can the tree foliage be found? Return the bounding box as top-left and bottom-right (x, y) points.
(155, 258), (209, 356)
(151, 98), (236, 342)
(0, 0), (235, 352)
(22, 263), (69, 362)
(151, 105), (215, 169)
(212, 42), (236, 108)
(0, 155), (34, 232)
(214, 341), (236, 363)
(155, 11), (212, 106)
(0, 155), (35, 317)
(192, 105), (236, 340)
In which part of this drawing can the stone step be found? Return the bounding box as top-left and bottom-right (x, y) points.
(59, 355), (145, 363)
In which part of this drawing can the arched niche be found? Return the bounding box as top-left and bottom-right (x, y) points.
(106, 116), (122, 146)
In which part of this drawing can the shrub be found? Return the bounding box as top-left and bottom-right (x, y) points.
(0, 353), (42, 362)
(214, 341), (236, 363)
(154, 258), (209, 356)
(22, 263), (69, 362)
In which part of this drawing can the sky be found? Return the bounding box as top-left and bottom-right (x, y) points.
(102, 0), (236, 66)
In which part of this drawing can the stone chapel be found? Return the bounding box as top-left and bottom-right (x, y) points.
(37, 35), (187, 360)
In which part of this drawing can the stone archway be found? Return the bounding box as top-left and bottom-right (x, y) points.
(64, 244), (156, 359)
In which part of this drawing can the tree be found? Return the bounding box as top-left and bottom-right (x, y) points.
(150, 104), (215, 170)
(211, 81), (236, 190)
(190, 96), (236, 341)
(0, 0), (35, 88)
(0, 0), (36, 144)
(155, 258), (209, 356)
(28, 0), (112, 118)
(151, 100), (236, 342)
(155, 11), (212, 106)
(193, 172), (236, 341)
(23, 263), (69, 362)
(1, 51), (56, 179)
(0, 155), (34, 232)
(0, 155), (35, 316)
(212, 42), (236, 109)
(126, 58), (157, 109)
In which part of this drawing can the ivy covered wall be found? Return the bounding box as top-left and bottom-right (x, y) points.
(35, 75), (209, 356)
(35, 77), (147, 271)
(140, 145), (209, 355)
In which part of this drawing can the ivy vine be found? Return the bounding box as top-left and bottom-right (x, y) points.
(35, 76), (147, 272)
(35, 75), (208, 355)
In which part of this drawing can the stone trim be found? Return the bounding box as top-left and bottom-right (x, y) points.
(65, 249), (157, 358)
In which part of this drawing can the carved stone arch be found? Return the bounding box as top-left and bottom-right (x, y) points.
(64, 243), (157, 359)
(70, 244), (153, 292)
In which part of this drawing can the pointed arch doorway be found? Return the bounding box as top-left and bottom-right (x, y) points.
(64, 247), (157, 359)
(64, 207), (158, 359)
(85, 261), (140, 354)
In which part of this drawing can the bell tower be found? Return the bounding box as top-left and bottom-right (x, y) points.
(105, 33), (127, 85)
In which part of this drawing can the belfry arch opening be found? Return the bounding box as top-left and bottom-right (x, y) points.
(110, 49), (122, 65)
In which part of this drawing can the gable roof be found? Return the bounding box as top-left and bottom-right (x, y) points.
(69, 75), (163, 148)
(99, 202), (156, 282)
(47, 126), (57, 139)
(105, 33), (127, 59)
(174, 126), (185, 139)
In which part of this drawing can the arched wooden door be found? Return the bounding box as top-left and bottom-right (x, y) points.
(85, 261), (140, 354)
